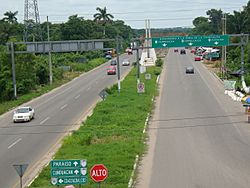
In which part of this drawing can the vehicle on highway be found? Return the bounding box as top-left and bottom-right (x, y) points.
(105, 54), (112, 59)
(126, 48), (133, 55)
(122, 59), (130, 66)
(13, 106), (35, 122)
(107, 66), (116, 75)
(180, 49), (186, 54)
(195, 56), (202, 61)
(190, 49), (196, 53)
(186, 66), (194, 74)
(110, 60), (117, 66)
(174, 48), (178, 52)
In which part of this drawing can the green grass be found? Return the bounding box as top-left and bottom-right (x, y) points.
(0, 58), (106, 115)
(29, 66), (161, 188)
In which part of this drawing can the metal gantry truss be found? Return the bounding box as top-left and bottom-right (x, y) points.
(24, 0), (43, 41)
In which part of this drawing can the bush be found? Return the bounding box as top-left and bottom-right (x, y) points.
(155, 59), (163, 67)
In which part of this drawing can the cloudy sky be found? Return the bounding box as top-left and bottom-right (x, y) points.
(0, 0), (248, 28)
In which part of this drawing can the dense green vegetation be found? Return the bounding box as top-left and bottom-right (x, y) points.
(191, 1), (250, 83)
(0, 8), (134, 105)
(29, 66), (161, 188)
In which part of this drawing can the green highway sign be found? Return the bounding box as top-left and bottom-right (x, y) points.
(206, 52), (220, 58)
(51, 159), (87, 168)
(51, 167), (87, 177)
(51, 177), (87, 185)
(50, 159), (88, 185)
(152, 35), (229, 48)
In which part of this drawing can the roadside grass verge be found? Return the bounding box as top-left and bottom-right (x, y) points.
(0, 58), (106, 116)
(29, 66), (161, 188)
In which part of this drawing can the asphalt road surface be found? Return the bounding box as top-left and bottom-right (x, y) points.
(137, 48), (250, 188)
(0, 53), (136, 188)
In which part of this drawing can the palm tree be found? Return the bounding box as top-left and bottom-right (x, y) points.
(3, 11), (18, 24)
(93, 7), (114, 36)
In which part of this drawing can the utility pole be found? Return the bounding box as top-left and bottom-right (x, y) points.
(10, 42), (17, 99)
(241, 33), (245, 82)
(147, 19), (151, 58)
(221, 13), (227, 80)
(47, 16), (53, 85)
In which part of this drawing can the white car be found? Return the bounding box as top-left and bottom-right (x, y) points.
(122, 59), (130, 66)
(13, 106), (35, 123)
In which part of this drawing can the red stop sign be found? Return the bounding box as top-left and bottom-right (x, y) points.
(90, 164), (108, 182)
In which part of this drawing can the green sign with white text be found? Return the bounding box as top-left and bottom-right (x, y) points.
(51, 159), (87, 168)
(50, 159), (87, 185)
(51, 167), (87, 177)
(152, 35), (229, 48)
(51, 177), (87, 185)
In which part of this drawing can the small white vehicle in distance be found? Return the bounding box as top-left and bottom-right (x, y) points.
(122, 59), (130, 66)
(13, 106), (35, 123)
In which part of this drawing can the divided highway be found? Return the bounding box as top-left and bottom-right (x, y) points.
(0, 53), (136, 188)
(137, 48), (250, 188)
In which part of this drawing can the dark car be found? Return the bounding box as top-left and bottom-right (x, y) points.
(186, 66), (194, 74)
(180, 49), (186, 54)
(110, 60), (117, 66)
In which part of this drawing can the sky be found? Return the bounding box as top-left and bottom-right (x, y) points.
(0, 0), (249, 29)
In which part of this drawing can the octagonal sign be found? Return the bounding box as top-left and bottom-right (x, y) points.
(90, 164), (108, 183)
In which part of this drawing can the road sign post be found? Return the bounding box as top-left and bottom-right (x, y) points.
(13, 164), (28, 188)
(50, 159), (87, 186)
(152, 35), (230, 48)
(90, 164), (108, 187)
(137, 82), (145, 93)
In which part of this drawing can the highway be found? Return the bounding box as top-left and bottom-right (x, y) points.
(0, 53), (136, 188)
(137, 48), (250, 188)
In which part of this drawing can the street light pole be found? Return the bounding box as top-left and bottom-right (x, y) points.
(116, 37), (121, 93)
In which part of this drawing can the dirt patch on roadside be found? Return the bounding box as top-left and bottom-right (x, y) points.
(202, 59), (221, 75)
(155, 49), (168, 58)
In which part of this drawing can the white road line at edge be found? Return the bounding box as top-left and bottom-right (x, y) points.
(8, 138), (22, 149)
(60, 104), (68, 110)
(39, 117), (50, 125)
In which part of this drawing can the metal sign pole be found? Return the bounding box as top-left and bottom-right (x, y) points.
(10, 42), (17, 99)
(13, 164), (28, 188)
(136, 47), (140, 84)
(116, 37), (121, 93)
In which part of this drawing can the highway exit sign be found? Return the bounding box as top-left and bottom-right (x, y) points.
(152, 35), (229, 48)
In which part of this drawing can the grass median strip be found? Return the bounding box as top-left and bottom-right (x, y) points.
(30, 66), (161, 188)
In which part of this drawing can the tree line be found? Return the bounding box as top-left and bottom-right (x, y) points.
(0, 7), (134, 102)
(191, 1), (250, 83)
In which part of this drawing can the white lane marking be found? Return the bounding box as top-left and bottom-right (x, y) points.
(39, 117), (50, 125)
(60, 104), (68, 110)
(87, 87), (91, 91)
(8, 138), (22, 149)
(74, 94), (81, 99)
